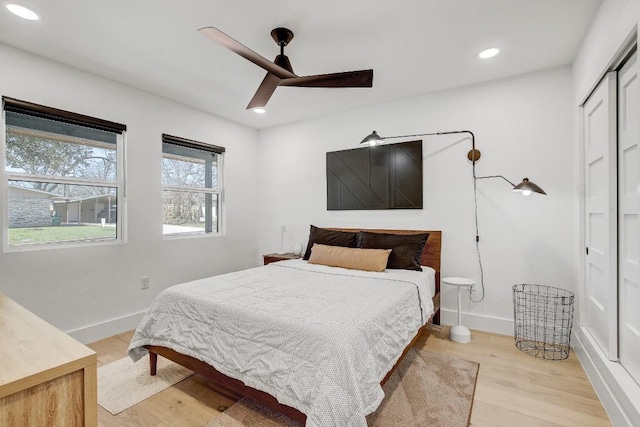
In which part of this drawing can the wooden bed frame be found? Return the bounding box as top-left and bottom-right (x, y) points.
(145, 229), (441, 423)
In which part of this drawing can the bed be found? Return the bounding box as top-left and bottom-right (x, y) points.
(128, 228), (441, 427)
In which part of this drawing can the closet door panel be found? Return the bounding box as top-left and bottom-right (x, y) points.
(618, 51), (640, 384)
(583, 72), (618, 360)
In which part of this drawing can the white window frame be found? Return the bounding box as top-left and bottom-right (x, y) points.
(161, 134), (224, 238)
(1, 99), (126, 252)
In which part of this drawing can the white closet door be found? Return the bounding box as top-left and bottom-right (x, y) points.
(618, 51), (640, 384)
(583, 72), (618, 360)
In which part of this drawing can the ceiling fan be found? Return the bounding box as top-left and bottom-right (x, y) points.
(198, 26), (374, 110)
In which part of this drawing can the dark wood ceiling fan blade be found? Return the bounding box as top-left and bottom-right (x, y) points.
(246, 73), (281, 109)
(198, 27), (297, 79)
(279, 69), (373, 88)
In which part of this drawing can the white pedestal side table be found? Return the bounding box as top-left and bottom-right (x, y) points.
(442, 277), (475, 343)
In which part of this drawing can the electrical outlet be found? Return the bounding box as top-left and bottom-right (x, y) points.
(140, 276), (149, 290)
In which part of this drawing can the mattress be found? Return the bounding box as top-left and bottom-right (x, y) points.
(128, 259), (434, 427)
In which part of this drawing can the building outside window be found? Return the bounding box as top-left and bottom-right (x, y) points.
(161, 134), (224, 236)
(2, 97), (126, 249)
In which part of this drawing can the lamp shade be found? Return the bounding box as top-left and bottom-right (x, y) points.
(512, 178), (546, 196)
(359, 130), (384, 146)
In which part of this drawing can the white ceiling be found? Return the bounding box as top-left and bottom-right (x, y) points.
(0, 0), (601, 129)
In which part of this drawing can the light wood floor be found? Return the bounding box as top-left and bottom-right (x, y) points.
(88, 327), (611, 426)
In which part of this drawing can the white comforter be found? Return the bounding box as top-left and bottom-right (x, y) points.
(128, 259), (434, 427)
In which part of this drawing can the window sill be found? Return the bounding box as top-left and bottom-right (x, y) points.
(4, 238), (125, 253)
(162, 231), (222, 241)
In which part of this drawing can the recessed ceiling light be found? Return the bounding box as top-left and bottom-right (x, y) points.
(253, 108), (266, 114)
(6, 4), (39, 20)
(477, 48), (500, 59)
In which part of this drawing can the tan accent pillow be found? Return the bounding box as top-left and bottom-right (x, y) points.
(308, 244), (392, 272)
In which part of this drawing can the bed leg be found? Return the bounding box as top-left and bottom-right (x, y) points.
(149, 351), (158, 376)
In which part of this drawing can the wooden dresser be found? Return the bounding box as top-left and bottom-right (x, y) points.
(0, 294), (97, 426)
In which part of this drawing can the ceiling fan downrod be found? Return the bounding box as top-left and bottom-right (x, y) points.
(271, 27), (295, 74)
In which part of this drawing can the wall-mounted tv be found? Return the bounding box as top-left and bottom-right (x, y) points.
(326, 140), (423, 210)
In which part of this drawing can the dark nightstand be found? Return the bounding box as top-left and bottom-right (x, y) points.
(263, 253), (301, 265)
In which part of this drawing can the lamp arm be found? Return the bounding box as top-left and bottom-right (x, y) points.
(474, 174), (517, 188)
(382, 130), (476, 161)
(381, 130), (474, 140)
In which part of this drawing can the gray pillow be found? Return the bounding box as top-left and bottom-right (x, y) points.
(356, 232), (429, 271)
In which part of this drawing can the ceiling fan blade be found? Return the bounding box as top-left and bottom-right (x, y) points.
(279, 69), (373, 88)
(198, 27), (297, 79)
(246, 73), (281, 109)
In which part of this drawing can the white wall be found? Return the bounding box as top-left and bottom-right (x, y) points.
(574, 0), (638, 105)
(571, 1), (640, 425)
(0, 43), (260, 342)
(257, 66), (576, 334)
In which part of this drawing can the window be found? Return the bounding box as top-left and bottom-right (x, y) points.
(162, 134), (224, 236)
(2, 97), (126, 249)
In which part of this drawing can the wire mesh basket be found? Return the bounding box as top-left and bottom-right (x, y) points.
(512, 284), (575, 360)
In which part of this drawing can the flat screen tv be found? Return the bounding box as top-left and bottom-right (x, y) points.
(326, 140), (423, 210)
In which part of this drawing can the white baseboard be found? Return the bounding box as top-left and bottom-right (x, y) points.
(66, 310), (146, 344)
(573, 327), (640, 427)
(439, 308), (514, 336)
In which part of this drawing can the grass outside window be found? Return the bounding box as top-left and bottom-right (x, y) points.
(8, 224), (116, 246)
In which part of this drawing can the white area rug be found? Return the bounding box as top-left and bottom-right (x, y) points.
(98, 354), (194, 415)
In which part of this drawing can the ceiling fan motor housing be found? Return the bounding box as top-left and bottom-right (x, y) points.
(274, 55), (294, 73)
